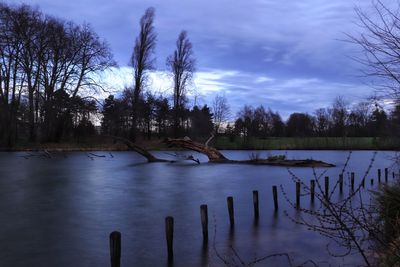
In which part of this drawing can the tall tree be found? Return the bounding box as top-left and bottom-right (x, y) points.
(167, 30), (195, 137)
(130, 7), (156, 141)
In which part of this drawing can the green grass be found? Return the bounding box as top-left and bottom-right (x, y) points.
(213, 137), (400, 150)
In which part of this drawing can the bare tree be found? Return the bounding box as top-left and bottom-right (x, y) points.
(350, 1), (400, 100)
(167, 30), (195, 137)
(212, 94), (230, 134)
(130, 7), (156, 141)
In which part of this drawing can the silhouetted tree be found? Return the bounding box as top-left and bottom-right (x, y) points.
(154, 95), (170, 138)
(167, 31), (195, 137)
(347, 102), (371, 137)
(286, 113), (314, 137)
(130, 7), (156, 141)
(314, 108), (330, 137)
(390, 103), (400, 136)
(369, 104), (388, 137)
(190, 105), (213, 139)
(330, 96), (348, 137)
(270, 111), (285, 136)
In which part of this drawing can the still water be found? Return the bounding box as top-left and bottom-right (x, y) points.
(0, 150), (397, 266)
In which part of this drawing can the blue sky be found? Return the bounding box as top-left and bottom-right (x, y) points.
(9, 0), (386, 118)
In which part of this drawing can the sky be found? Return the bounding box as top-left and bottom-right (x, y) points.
(8, 0), (389, 118)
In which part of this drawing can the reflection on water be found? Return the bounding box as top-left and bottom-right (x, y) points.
(0, 150), (397, 266)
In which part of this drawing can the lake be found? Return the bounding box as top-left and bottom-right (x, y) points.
(0, 150), (397, 266)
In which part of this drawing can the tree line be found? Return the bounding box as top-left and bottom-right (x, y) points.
(232, 96), (400, 139)
(101, 92), (400, 141)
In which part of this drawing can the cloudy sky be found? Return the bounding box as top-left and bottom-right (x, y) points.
(8, 0), (387, 118)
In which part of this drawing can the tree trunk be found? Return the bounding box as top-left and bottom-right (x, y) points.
(164, 138), (228, 162)
(109, 136), (169, 163)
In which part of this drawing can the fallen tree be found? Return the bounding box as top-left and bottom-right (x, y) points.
(164, 137), (228, 162)
(109, 136), (200, 164)
(164, 137), (335, 167)
(110, 135), (335, 167)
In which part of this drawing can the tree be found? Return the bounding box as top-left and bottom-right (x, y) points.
(270, 111), (285, 136)
(212, 94), (230, 134)
(167, 30), (195, 137)
(154, 95), (170, 138)
(350, 1), (400, 100)
(390, 103), (400, 136)
(347, 102), (371, 137)
(130, 7), (156, 141)
(330, 96), (348, 137)
(0, 4), (24, 145)
(235, 105), (254, 140)
(314, 108), (330, 136)
(286, 113), (314, 137)
(369, 104), (388, 137)
(190, 105), (213, 139)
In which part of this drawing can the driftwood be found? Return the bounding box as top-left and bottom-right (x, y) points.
(164, 137), (335, 167)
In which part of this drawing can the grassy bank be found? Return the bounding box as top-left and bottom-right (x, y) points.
(1, 137), (399, 151)
(213, 137), (400, 150)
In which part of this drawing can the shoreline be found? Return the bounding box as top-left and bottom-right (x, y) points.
(1, 137), (399, 152)
(1, 147), (399, 152)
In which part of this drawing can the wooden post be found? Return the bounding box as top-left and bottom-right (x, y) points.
(272, 186), (278, 211)
(325, 176), (329, 198)
(165, 216), (174, 263)
(385, 168), (388, 182)
(339, 174), (343, 193)
(200, 205), (208, 243)
(109, 231), (121, 267)
(252, 190), (259, 219)
(310, 180), (315, 203)
(296, 182), (300, 209)
(227, 196), (234, 227)
(351, 172), (354, 191)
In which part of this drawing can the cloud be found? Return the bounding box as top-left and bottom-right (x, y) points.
(99, 67), (373, 119)
(9, 0), (375, 75)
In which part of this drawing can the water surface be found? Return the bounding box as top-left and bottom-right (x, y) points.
(0, 150), (397, 266)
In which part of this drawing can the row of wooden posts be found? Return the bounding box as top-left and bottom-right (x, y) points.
(108, 168), (396, 266)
